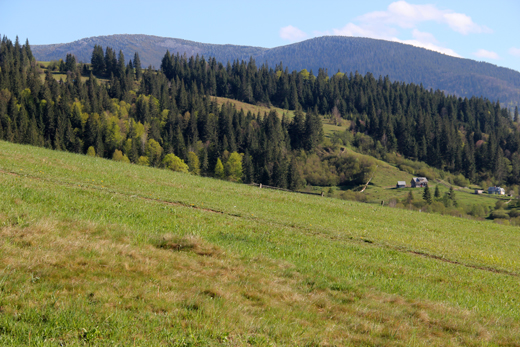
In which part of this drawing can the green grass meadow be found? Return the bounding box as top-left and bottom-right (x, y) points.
(1, 141), (520, 346)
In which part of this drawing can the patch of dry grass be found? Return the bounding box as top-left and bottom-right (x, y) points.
(2, 212), (519, 345)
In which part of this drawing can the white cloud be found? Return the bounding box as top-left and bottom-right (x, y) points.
(509, 47), (520, 57)
(317, 1), (491, 57)
(353, 1), (489, 34)
(443, 13), (491, 35)
(279, 25), (307, 42)
(473, 49), (500, 60)
(394, 29), (461, 57)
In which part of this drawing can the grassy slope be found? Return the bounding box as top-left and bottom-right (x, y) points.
(1, 141), (520, 346)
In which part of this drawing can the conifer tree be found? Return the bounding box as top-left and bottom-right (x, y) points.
(423, 185), (432, 204)
(434, 185), (441, 199)
(134, 52), (142, 80)
(91, 45), (105, 76)
(449, 186), (458, 207)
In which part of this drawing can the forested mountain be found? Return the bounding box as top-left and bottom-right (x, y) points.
(2, 36), (520, 191)
(31, 34), (266, 69)
(31, 34), (520, 108)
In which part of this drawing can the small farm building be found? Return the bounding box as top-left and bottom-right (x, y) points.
(411, 177), (428, 188)
(474, 189), (484, 194)
(488, 186), (505, 195)
(396, 181), (406, 188)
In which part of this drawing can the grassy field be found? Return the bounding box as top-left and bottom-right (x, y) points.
(37, 61), (106, 83)
(1, 141), (520, 346)
(213, 97), (301, 119)
(213, 97), (351, 139)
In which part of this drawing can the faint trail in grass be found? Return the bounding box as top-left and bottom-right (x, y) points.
(2, 167), (519, 278)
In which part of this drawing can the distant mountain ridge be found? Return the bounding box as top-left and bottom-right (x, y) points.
(31, 34), (520, 108)
(31, 34), (267, 69)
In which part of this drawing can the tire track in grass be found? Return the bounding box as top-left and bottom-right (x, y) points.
(2, 168), (519, 278)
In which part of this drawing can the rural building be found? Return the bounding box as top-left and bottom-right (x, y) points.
(475, 189), (484, 194)
(411, 177), (428, 188)
(488, 186), (505, 195)
(396, 181), (406, 188)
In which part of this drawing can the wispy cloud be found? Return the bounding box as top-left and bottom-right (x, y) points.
(354, 1), (491, 35)
(473, 49), (500, 60)
(395, 29), (461, 57)
(279, 25), (307, 42)
(509, 47), (520, 57)
(316, 1), (491, 57)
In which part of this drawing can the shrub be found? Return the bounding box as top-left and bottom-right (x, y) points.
(510, 217), (520, 226)
(429, 201), (446, 214)
(340, 191), (367, 203)
(508, 209), (520, 218)
(399, 164), (414, 174)
(187, 151), (201, 175)
(163, 154), (188, 173)
(490, 210), (509, 219)
(494, 219), (510, 226)
(453, 174), (469, 187)
(112, 149), (130, 163)
(416, 168), (437, 180)
(86, 146), (96, 157)
(137, 156), (149, 166)
(469, 204), (486, 218)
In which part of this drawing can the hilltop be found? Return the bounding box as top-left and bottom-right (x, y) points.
(31, 34), (520, 108)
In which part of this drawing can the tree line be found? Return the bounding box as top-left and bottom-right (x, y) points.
(0, 35), (518, 190)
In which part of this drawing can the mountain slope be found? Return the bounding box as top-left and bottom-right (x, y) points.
(32, 34), (520, 107)
(31, 34), (267, 69)
(257, 36), (520, 106)
(1, 140), (520, 345)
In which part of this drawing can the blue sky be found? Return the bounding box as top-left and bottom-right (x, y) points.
(1, 0), (519, 72)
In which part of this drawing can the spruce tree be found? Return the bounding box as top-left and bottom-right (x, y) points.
(434, 185), (440, 199)
(133, 52), (142, 80)
(449, 186), (458, 207)
(91, 45), (105, 76)
(423, 185), (432, 204)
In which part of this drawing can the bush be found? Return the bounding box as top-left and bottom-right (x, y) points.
(86, 146), (96, 157)
(416, 168), (436, 180)
(494, 219), (510, 226)
(508, 209), (520, 218)
(340, 191), (367, 203)
(399, 164), (414, 174)
(112, 149), (130, 163)
(490, 210), (509, 219)
(469, 204), (486, 218)
(137, 156), (149, 166)
(162, 154), (188, 173)
(429, 201), (446, 214)
(453, 174), (469, 187)
(495, 200), (506, 210)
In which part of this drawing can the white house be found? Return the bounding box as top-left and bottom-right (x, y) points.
(411, 177), (428, 188)
(488, 186), (505, 195)
(396, 181), (406, 188)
